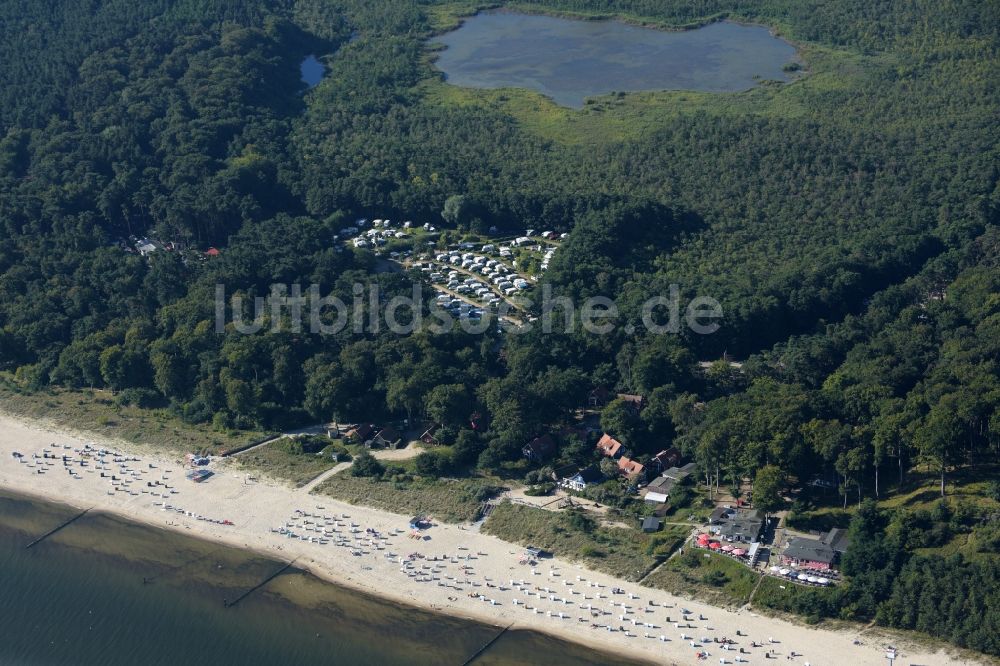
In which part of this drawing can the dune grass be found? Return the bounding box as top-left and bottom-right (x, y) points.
(0, 375), (266, 456)
(643, 548), (761, 608)
(232, 440), (342, 488)
(315, 473), (499, 523)
(482, 501), (687, 580)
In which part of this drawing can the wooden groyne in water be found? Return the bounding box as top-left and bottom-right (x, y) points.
(224, 558), (298, 608)
(459, 622), (513, 666)
(26, 507), (91, 548)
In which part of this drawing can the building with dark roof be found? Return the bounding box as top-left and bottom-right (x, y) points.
(587, 387), (611, 408)
(781, 537), (837, 570)
(616, 393), (646, 414)
(560, 465), (603, 492)
(650, 448), (682, 473)
(522, 435), (556, 462)
(420, 424), (440, 444)
(821, 527), (851, 556)
(662, 462), (697, 481)
(643, 476), (675, 503)
(371, 426), (402, 449)
(643, 462), (697, 504)
(715, 509), (763, 543)
(641, 516), (662, 533)
(709, 507), (733, 524)
(345, 423), (375, 443)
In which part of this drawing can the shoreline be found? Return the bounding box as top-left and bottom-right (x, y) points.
(426, 8), (806, 110)
(0, 485), (645, 666)
(0, 411), (984, 666)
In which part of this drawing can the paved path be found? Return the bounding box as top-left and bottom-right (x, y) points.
(300, 462), (352, 493)
(229, 423), (336, 458)
(298, 442), (423, 494)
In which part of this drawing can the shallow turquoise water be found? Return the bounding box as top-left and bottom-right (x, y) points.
(433, 12), (798, 107)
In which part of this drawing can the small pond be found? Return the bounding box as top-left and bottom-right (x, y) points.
(300, 54), (325, 88)
(432, 12), (799, 107)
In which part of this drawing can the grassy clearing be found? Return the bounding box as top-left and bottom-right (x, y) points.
(429, 1), (758, 34)
(0, 376), (266, 456)
(315, 473), (498, 523)
(798, 465), (1000, 518)
(482, 501), (687, 581)
(232, 440), (341, 488)
(878, 465), (1000, 513)
(424, 1), (483, 32)
(789, 465), (1000, 561)
(644, 549), (760, 608)
(419, 65), (849, 147)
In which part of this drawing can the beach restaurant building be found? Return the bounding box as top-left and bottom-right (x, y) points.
(781, 528), (851, 570)
(781, 538), (836, 570)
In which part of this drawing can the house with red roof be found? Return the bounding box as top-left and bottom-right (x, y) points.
(617, 456), (645, 480)
(595, 433), (623, 458)
(420, 423), (440, 445)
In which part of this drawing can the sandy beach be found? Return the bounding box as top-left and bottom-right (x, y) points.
(0, 412), (985, 666)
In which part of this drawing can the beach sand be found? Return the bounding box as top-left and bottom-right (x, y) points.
(0, 412), (985, 666)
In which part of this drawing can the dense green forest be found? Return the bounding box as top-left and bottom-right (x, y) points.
(0, 0), (997, 655)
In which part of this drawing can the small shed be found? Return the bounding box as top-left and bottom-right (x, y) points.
(641, 516), (662, 533)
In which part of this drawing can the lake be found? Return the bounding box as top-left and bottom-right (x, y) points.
(0, 491), (642, 666)
(432, 12), (798, 107)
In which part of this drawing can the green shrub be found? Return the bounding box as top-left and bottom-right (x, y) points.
(565, 510), (596, 533)
(415, 450), (455, 477)
(322, 442), (351, 461)
(701, 570), (729, 586)
(114, 387), (162, 408)
(579, 545), (605, 558)
(351, 452), (385, 477)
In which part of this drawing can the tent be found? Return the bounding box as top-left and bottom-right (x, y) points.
(817, 578), (830, 585)
(797, 573), (809, 581)
(779, 568), (791, 576)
